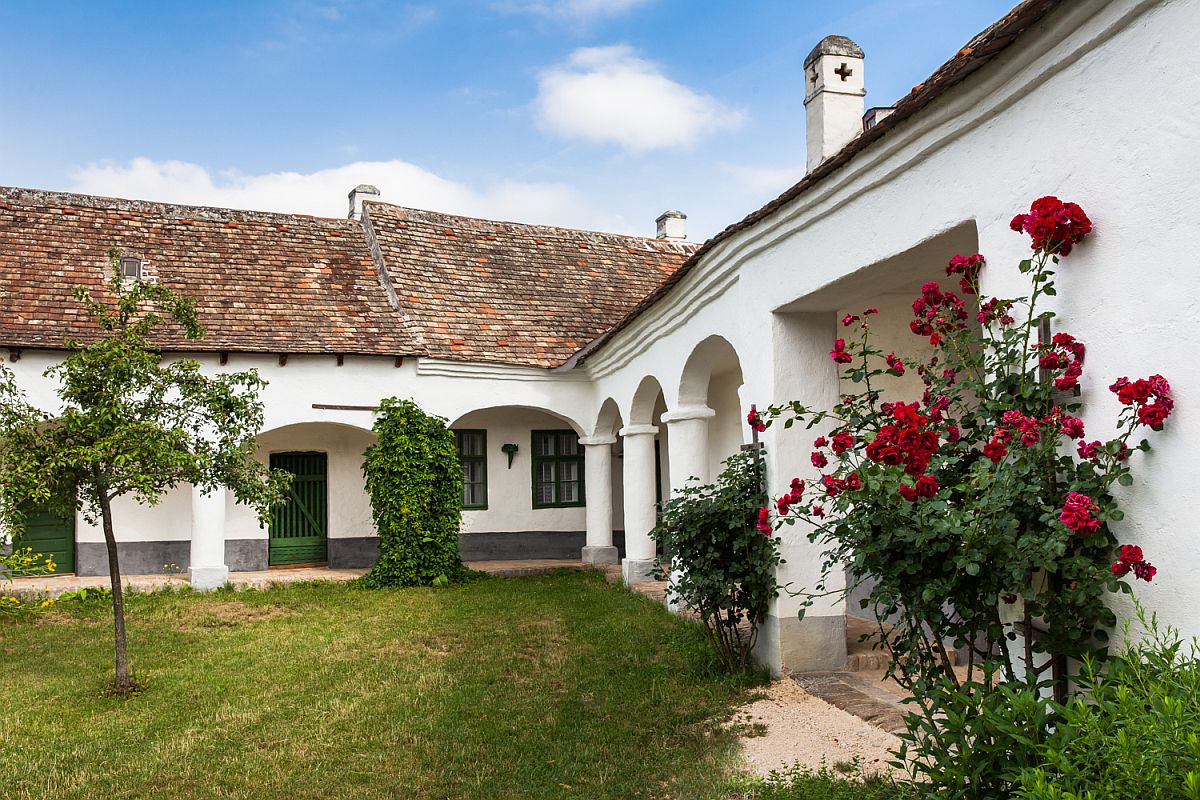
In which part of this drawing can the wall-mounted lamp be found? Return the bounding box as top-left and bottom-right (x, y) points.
(501, 443), (519, 469)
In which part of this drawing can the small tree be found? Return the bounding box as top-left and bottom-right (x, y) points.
(651, 449), (781, 672)
(360, 397), (464, 587)
(0, 249), (289, 694)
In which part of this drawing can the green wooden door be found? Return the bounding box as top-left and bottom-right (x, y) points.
(269, 452), (328, 566)
(17, 504), (75, 574)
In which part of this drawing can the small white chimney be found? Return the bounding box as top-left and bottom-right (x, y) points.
(803, 35), (866, 173)
(348, 184), (380, 220)
(656, 210), (686, 241)
(863, 106), (895, 131)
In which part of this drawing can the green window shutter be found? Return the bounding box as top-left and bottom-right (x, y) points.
(531, 430), (585, 509)
(455, 430), (488, 509)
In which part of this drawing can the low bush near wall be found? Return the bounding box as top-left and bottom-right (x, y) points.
(1015, 616), (1200, 800)
(361, 397), (464, 587)
(651, 449), (781, 673)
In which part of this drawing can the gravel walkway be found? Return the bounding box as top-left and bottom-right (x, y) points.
(732, 678), (902, 778)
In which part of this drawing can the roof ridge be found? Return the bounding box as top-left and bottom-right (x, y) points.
(365, 201), (702, 251)
(0, 185), (354, 225)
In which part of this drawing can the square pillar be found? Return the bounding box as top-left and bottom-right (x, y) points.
(189, 484), (229, 590)
(579, 435), (618, 564)
(756, 311), (848, 675)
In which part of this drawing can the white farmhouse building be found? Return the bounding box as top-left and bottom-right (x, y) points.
(3, 0), (1197, 675)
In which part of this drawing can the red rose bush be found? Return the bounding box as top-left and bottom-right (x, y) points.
(752, 197), (1171, 704)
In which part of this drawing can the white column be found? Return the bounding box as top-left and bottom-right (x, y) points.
(619, 424), (659, 584)
(579, 435), (618, 564)
(189, 484), (229, 590)
(661, 406), (716, 492)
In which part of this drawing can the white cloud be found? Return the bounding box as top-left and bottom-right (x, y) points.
(534, 45), (745, 152)
(495, 0), (654, 21)
(67, 157), (625, 231)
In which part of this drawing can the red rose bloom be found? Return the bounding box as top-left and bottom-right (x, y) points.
(915, 475), (939, 498)
(811, 451), (828, 469)
(842, 313), (860, 327)
(983, 439), (1008, 463)
(829, 338), (853, 364)
(831, 431), (856, 455)
(1060, 492), (1101, 535)
(1060, 416), (1085, 439)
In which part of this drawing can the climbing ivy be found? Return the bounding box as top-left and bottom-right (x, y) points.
(361, 398), (464, 587)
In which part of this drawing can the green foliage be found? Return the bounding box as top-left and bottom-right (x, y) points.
(895, 674), (1053, 798)
(650, 449), (781, 672)
(736, 760), (909, 799)
(1016, 616), (1200, 800)
(2, 544), (57, 578)
(360, 397), (464, 587)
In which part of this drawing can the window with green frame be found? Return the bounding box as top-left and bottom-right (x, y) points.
(532, 430), (585, 508)
(455, 430), (488, 509)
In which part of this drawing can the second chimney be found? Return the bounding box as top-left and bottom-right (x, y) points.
(803, 35), (865, 173)
(656, 210), (687, 241)
(348, 184), (381, 220)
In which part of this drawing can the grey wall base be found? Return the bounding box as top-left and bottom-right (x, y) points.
(459, 531), (626, 562)
(76, 541), (191, 577)
(328, 537), (379, 569)
(581, 545), (618, 564)
(753, 612), (848, 677)
(76, 539), (268, 576)
(226, 539), (267, 572)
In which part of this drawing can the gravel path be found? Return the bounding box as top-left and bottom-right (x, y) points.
(732, 679), (902, 777)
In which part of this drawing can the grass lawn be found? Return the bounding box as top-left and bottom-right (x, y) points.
(1, 570), (761, 799)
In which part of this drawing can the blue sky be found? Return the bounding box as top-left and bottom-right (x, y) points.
(0, 0), (1015, 239)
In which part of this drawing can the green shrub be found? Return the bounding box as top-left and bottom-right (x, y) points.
(1016, 618), (1200, 800)
(895, 674), (1052, 798)
(650, 449), (781, 672)
(360, 397), (464, 587)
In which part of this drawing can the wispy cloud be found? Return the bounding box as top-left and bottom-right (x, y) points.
(68, 157), (626, 231)
(534, 45), (745, 153)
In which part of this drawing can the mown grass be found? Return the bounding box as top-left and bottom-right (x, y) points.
(1, 571), (761, 799)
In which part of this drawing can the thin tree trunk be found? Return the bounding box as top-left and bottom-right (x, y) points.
(96, 477), (131, 694)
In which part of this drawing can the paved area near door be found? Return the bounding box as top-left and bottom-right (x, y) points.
(4, 558), (607, 598)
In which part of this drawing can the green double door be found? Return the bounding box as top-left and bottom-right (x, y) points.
(17, 504), (75, 574)
(269, 452), (329, 566)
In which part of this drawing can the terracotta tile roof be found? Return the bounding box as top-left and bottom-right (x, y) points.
(0, 188), (695, 367)
(363, 202), (697, 368)
(0, 187), (415, 357)
(570, 0), (1066, 366)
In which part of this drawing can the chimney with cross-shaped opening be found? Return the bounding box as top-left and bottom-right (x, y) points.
(803, 34), (866, 174)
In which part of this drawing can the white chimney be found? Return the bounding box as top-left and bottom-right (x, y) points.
(348, 184), (380, 220)
(803, 35), (866, 173)
(656, 210), (686, 241)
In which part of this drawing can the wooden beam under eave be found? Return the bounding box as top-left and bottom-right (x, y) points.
(394, 356), (403, 368)
(219, 351), (229, 366)
(7, 348), (21, 363)
(336, 353), (345, 367)
(278, 354), (288, 367)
